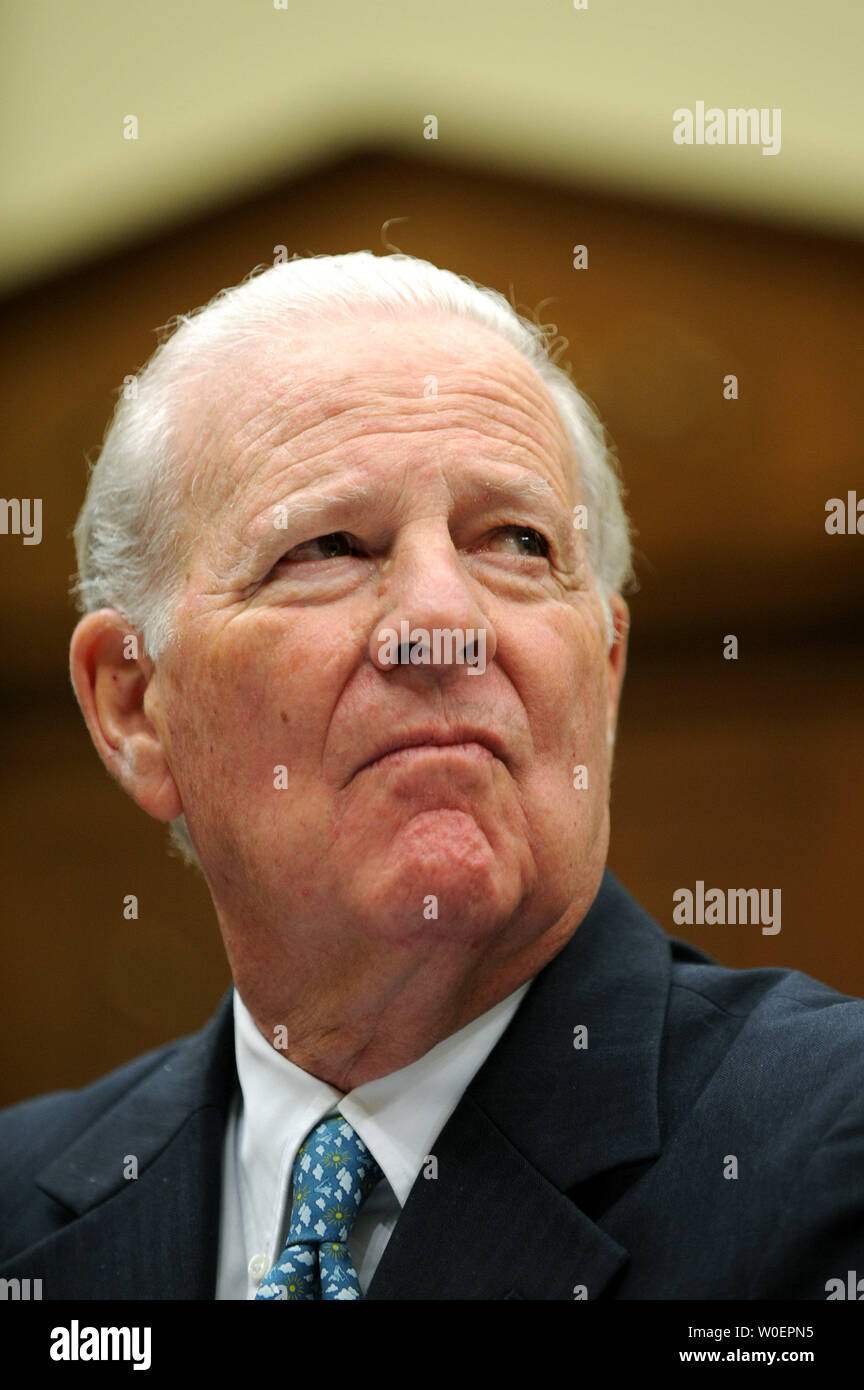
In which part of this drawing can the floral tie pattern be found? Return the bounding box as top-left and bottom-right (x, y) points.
(255, 1115), (383, 1301)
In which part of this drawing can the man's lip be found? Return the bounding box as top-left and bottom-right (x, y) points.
(356, 729), (507, 775)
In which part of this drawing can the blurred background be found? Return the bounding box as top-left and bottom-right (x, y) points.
(1, 1), (862, 1104)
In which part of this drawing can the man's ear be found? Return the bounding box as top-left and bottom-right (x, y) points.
(606, 595), (630, 744)
(69, 609), (182, 822)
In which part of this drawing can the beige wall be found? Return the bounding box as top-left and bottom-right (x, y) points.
(2, 0), (863, 294)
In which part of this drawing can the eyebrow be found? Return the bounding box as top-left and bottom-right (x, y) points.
(462, 472), (564, 512)
(270, 476), (386, 522)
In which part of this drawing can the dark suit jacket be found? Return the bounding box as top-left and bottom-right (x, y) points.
(2, 871), (863, 1300)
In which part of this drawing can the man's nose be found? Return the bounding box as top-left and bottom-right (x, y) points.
(369, 529), (496, 676)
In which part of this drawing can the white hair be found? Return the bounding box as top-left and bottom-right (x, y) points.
(72, 251), (633, 867)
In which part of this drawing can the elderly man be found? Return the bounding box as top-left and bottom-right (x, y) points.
(1, 251), (862, 1302)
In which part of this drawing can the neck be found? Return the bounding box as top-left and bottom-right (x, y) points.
(226, 913), (578, 1090)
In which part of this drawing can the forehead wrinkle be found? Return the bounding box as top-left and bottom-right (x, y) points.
(242, 437), (557, 519)
(279, 424), (569, 521)
(196, 399), (309, 518)
(193, 345), (580, 546)
(241, 332), (566, 444)
(282, 363), (568, 459)
(273, 460), (560, 528)
(238, 390), (571, 497)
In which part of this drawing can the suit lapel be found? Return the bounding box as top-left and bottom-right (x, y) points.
(366, 1094), (629, 1299)
(0, 990), (237, 1300)
(368, 871), (672, 1299)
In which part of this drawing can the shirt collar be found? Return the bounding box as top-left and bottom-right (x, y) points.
(233, 975), (532, 1223)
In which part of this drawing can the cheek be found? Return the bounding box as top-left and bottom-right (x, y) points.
(163, 618), (347, 806)
(515, 613), (609, 764)
(155, 629), (253, 796)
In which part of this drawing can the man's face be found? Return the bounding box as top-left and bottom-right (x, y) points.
(146, 312), (627, 983)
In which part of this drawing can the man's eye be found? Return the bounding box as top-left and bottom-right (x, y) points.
(281, 532), (357, 563)
(485, 526), (550, 557)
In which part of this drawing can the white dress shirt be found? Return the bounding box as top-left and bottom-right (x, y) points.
(215, 980), (532, 1299)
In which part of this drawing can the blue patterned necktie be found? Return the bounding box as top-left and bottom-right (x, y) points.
(255, 1114), (384, 1300)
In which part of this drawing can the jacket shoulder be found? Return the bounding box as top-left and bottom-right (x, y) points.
(0, 1035), (190, 1180)
(663, 941), (864, 1125)
(669, 941), (864, 1045)
(0, 993), (235, 1272)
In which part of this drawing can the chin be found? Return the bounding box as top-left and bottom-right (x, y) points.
(348, 860), (523, 947)
(339, 807), (529, 934)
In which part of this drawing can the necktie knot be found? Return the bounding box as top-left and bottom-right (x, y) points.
(255, 1115), (383, 1300)
(288, 1116), (383, 1245)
